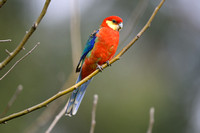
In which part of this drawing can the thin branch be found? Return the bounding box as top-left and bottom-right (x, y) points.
(45, 101), (69, 133)
(146, 107), (155, 133)
(0, 85), (23, 117)
(0, 42), (40, 81)
(5, 49), (12, 56)
(0, 0), (51, 70)
(0, 0), (7, 8)
(90, 94), (99, 133)
(0, 0), (165, 124)
(0, 39), (11, 43)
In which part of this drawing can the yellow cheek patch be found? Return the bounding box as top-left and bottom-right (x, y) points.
(106, 20), (119, 31)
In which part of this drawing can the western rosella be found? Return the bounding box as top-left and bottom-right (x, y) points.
(66, 16), (123, 116)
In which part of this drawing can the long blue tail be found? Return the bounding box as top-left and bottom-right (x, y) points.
(65, 73), (92, 116)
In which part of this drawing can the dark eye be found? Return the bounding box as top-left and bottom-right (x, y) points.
(112, 19), (117, 23)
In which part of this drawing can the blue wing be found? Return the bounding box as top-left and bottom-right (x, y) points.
(76, 30), (99, 72)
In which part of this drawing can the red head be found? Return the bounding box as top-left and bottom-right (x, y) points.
(100, 16), (123, 31)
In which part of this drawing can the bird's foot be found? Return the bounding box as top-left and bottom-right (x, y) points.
(106, 61), (111, 66)
(96, 64), (103, 72)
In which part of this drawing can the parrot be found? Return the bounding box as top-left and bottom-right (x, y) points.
(66, 16), (123, 116)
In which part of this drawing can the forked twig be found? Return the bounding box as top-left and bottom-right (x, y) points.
(0, 42), (40, 81)
(0, 0), (51, 70)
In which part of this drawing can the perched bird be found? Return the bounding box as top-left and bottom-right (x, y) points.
(66, 16), (123, 116)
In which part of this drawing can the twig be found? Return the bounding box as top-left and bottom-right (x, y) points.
(0, 0), (51, 70)
(0, 42), (40, 81)
(0, 0), (165, 124)
(0, 85), (23, 118)
(0, 0), (7, 8)
(146, 107), (155, 133)
(45, 101), (69, 133)
(0, 39), (11, 43)
(5, 49), (12, 56)
(90, 94), (99, 133)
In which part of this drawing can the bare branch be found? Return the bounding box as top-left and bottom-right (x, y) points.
(0, 39), (11, 43)
(0, 0), (51, 70)
(0, 42), (40, 81)
(146, 107), (155, 133)
(0, 85), (23, 117)
(90, 94), (99, 133)
(0, 0), (165, 124)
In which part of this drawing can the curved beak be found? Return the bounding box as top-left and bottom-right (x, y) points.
(118, 22), (123, 31)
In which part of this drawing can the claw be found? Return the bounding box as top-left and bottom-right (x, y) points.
(96, 64), (103, 72)
(106, 61), (111, 66)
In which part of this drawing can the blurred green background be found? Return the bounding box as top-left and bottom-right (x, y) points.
(1, 0), (200, 133)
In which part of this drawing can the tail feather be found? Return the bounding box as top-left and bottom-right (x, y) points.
(65, 74), (92, 116)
